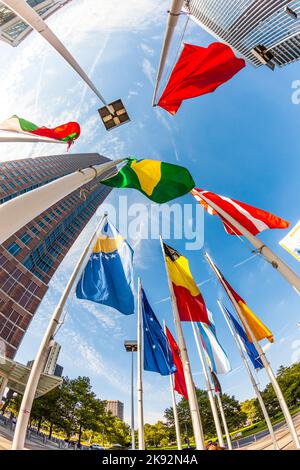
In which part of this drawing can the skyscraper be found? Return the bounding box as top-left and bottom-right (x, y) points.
(0, 152), (111, 359)
(0, 1), (72, 47)
(105, 400), (124, 421)
(186, 1), (300, 67)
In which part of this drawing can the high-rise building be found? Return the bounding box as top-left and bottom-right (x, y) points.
(0, 0), (72, 47)
(105, 400), (124, 421)
(27, 340), (63, 377)
(186, 1), (300, 67)
(0, 152), (111, 359)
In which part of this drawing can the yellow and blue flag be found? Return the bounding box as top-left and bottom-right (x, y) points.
(142, 287), (176, 376)
(224, 306), (263, 370)
(76, 220), (134, 315)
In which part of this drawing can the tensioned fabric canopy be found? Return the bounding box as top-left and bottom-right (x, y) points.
(0, 356), (62, 398)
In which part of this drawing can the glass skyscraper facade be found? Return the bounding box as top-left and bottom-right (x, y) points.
(0, 153), (111, 358)
(0, 0), (72, 46)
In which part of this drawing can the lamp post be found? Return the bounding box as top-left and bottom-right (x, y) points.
(124, 340), (137, 450)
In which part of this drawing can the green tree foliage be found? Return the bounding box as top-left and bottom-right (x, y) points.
(240, 398), (260, 425)
(144, 421), (169, 447)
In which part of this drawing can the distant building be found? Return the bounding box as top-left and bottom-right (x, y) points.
(0, 0), (72, 47)
(27, 341), (63, 377)
(186, 1), (300, 68)
(105, 400), (124, 421)
(0, 152), (111, 359)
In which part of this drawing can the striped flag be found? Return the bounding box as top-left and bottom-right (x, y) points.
(198, 311), (231, 375)
(165, 326), (188, 400)
(0, 115), (80, 146)
(191, 188), (289, 236)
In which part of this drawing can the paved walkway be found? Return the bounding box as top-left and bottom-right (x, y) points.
(0, 422), (61, 450)
(240, 412), (300, 450)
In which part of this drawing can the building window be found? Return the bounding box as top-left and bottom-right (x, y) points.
(7, 242), (21, 256)
(19, 232), (32, 245)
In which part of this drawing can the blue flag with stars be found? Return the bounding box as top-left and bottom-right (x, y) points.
(142, 287), (176, 375)
(224, 306), (263, 370)
(76, 219), (134, 315)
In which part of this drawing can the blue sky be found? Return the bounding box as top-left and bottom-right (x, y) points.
(1, 0), (300, 425)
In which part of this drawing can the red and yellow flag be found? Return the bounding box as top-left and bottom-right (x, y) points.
(163, 243), (209, 324)
(165, 326), (188, 400)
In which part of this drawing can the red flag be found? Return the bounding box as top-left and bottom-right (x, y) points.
(165, 326), (188, 400)
(192, 188), (289, 236)
(158, 42), (245, 115)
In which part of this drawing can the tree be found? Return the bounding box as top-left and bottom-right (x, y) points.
(240, 399), (260, 425)
(144, 421), (169, 448)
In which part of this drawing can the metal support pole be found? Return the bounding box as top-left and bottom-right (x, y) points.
(131, 349), (135, 450)
(160, 236), (205, 450)
(0, 377), (8, 404)
(191, 322), (225, 448)
(217, 300), (279, 450)
(137, 278), (145, 450)
(215, 391), (232, 450)
(12, 213), (108, 450)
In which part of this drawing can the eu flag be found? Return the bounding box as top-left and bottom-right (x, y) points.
(76, 220), (134, 315)
(224, 306), (263, 370)
(142, 288), (176, 375)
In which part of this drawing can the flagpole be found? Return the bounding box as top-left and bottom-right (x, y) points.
(152, 0), (185, 106)
(163, 320), (182, 450)
(191, 322), (225, 448)
(214, 390), (233, 450)
(1, 0), (115, 115)
(137, 277), (145, 450)
(217, 300), (279, 450)
(205, 251), (299, 449)
(0, 158), (123, 245)
(0, 135), (65, 144)
(197, 193), (300, 293)
(11, 213), (108, 450)
(159, 236), (205, 450)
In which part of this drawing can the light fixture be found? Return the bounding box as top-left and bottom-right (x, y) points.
(98, 99), (130, 131)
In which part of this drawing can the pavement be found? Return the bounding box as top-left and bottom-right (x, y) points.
(0, 421), (61, 450)
(239, 412), (300, 450)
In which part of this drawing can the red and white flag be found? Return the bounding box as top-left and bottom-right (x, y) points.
(191, 188), (289, 236)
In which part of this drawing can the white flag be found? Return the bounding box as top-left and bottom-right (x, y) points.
(279, 220), (300, 262)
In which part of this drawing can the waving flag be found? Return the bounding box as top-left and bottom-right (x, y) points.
(165, 326), (188, 399)
(76, 220), (134, 315)
(279, 220), (300, 262)
(192, 188), (289, 236)
(211, 260), (273, 343)
(142, 288), (176, 375)
(0, 115), (80, 146)
(198, 311), (231, 375)
(158, 42), (245, 115)
(102, 158), (194, 203)
(224, 305), (263, 370)
(163, 243), (209, 324)
(211, 371), (222, 395)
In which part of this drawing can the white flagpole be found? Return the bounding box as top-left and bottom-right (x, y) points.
(214, 390), (233, 450)
(191, 322), (225, 448)
(217, 300), (279, 450)
(0, 134), (65, 144)
(205, 252), (300, 449)
(0, 158), (123, 245)
(137, 277), (145, 450)
(159, 236), (205, 450)
(197, 192), (300, 293)
(163, 320), (182, 450)
(12, 213), (108, 450)
(152, 0), (185, 106)
(2, 0), (115, 115)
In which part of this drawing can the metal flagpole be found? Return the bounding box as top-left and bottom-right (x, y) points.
(198, 192), (300, 293)
(217, 300), (279, 450)
(163, 320), (182, 450)
(137, 278), (145, 450)
(0, 158), (124, 245)
(11, 213), (108, 450)
(159, 236), (205, 450)
(0, 135), (65, 144)
(152, 0), (185, 106)
(214, 390), (233, 450)
(205, 251), (300, 448)
(191, 322), (225, 448)
(131, 349), (135, 450)
(1, 0), (115, 115)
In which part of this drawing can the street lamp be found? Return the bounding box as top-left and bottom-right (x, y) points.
(124, 340), (137, 450)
